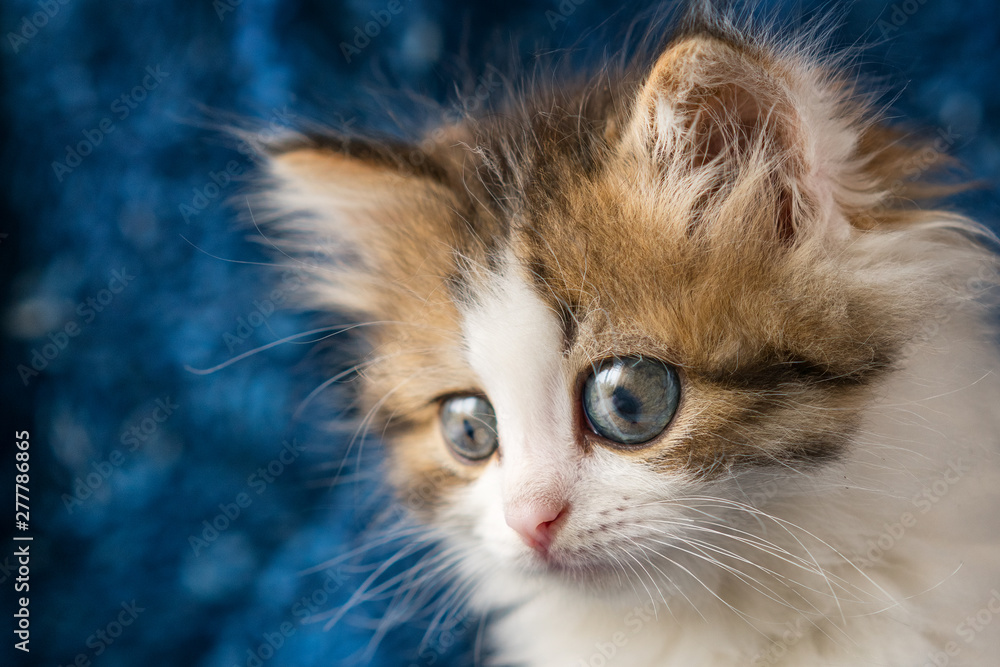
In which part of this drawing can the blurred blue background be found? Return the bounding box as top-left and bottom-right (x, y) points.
(2, 1), (998, 665)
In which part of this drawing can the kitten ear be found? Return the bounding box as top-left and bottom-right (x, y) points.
(625, 34), (853, 243)
(264, 139), (462, 316)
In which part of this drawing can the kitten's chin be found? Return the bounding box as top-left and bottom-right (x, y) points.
(473, 551), (649, 611)
(505, 547), (638, 595)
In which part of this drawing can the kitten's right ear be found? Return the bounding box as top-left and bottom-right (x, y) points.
(263, 138), (463, 316)
(623, 33), (860, 245)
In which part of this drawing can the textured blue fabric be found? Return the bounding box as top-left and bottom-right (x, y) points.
(2, 1), (998, 665)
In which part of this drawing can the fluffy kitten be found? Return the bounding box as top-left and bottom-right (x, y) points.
(260, 8), (1000, 666)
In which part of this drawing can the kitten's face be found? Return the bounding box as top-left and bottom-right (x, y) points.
(267, 34), (941, 604)
(397, 180), (895, 599)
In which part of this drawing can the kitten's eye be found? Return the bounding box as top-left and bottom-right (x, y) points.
(440, 396), (499, 462)
(583, 357), (680, 446)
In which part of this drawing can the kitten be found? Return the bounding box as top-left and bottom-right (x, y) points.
(260, 8), (1000, 666)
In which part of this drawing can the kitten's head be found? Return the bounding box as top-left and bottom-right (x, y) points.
(263, 23), (987, 608)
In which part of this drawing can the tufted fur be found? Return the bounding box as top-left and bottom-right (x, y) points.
(261, 8), (1000, 666)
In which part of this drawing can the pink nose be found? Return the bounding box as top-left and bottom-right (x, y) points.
(505, 503), (568, 554)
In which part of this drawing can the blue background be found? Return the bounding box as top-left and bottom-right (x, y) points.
(2, 1), (998, 665)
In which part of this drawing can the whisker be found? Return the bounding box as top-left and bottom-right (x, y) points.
(184, 321), (394, 375)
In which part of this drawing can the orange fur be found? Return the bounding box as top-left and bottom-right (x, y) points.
(263, 22), (994, 510)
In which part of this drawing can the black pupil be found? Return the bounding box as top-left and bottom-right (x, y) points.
(463, 418), (478, 443)
(612, 387), (641, 421)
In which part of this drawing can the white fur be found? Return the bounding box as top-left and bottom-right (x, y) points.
(261, 18), (1000, 666)
(459, 258), (579, 538)
(437, 254), (1000, 666)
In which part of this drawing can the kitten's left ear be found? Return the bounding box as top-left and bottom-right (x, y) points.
(261, 137), (467, 318)
(624, 34), (858, 243)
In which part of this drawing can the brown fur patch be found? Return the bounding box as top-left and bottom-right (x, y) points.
(265, 27), (982, 493)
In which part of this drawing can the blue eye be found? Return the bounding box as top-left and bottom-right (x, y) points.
(583, 357), (680, 446)
(440, 396), (499, 461)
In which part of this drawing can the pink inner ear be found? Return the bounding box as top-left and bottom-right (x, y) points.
(655, 83), (803, 244)
(629, 36), (823, 245)
(688, 83), (775, 167)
